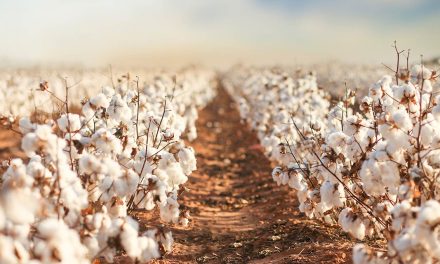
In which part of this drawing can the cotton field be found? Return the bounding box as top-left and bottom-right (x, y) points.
(1, 1), (440, 263)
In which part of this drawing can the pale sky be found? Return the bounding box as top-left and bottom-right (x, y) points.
(0, 0), (439, 68)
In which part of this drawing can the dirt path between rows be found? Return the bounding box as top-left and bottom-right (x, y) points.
(151, 87), (353, 263)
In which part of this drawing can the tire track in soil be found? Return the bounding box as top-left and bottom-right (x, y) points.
(152, 86), (354, 264)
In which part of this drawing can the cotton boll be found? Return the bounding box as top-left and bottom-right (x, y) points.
(79, 153), (102, 174)
(1, 184), (39, 225)
(21, 133), (38, 157)
(18, 117), (35, 134)
(90, 93), (110, 109)
(2, 159), (30, 183)
(411, 64), (433, 81)
(35, 218), (89, 263)
(0, 236), (27, 264)
(326, 132), (348, 155)
(369, 76), (391, 101)
(159, 196), (180, 223)
(390, 200), (414, 231)
(178, 147), (197, 175)
(157, 161), (187, 187)
(134, 175), (168, 210)
(102, 85), (115, 97)
(414, 200), (440, 258)
(352, 244), (370, 264)
(82, 235), (100, 259)
(138, 236), (160, 262)
(57, 113), (81, 133)
(91, 128), (122, 154)
(412, 123), (435, 146)
(107, 94), (132, 124)
(338, 208), (366, 240)
(157, 231), (174, 252)
(352, 244), (386, 264)
(343, 115), (361, 136)
(392, 109), (413, 131)
(287, 170), (307, 191)
(114, 170), (139, 197)
(120, 217), (141, 259)
(26, 156), (51, 180)
(272, 167), (288, 186)
(320, 181), (345, 211)
(21, 125), (65, 159)
(81, 102), (96, 120)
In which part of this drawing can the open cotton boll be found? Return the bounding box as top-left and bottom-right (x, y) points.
(120, 217), (142, 259)
(369, 77), (386, 101)
(107, 94), (132, 124)
(18, 117), (35, 134)
(113, 170), (139, 198)
(90, 93), (110, 109)
(81, 102), (95, 120)
(412, 122), (436, 146)
(285, 165), (307, 191)
(26, 156), (52, 179)
(35, 218), (89, 264)
(91, 128), (122, 154)
(135, 175), (169, 210)
(352, 244), (387, 264)
(414, 200), (440, 258)
(133, 156), (154, 179)
(156, 162), (187, 187)
(178, 147), (197, 175)
(1, 186), (39, 225)
(138, 236), (160, 262)
(272, 167), (288, 186)
(78, 153), (102, 174)
(320, 181), (345, 211)
(157, 231), (174, 253)
(390, 200), (414, 231)
(21, 125), (65, 159)
(262, 135), (281, 155)
(338, 208), (366, 240)
(57, 113), (81, 133)
(159, 195), (181, 223)
(392, 109), (413, 131)
(411, 64), (433, 81)
(327, 131), (349, 155)
(2, 159), (29, 182)
(0, 235), (30, 264)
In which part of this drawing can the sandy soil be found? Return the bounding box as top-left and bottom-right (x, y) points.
(0, 129), (23, 161)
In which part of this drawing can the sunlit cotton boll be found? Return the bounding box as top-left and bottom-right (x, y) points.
(91, 128), (122, 154)
(57, 113), (81, 133)
(34, 218), (89, 264)
(0, 185), (39, 226)
(319, 181), (346, 211)
(107, 94), (132, 124)
(177, 147), (197, 175)
(392, 109), (413, 131)
(338, 208), (366, 240)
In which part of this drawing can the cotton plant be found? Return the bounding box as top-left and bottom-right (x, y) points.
(0, 69), (216, 263)
(225, 62), (440, 263)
